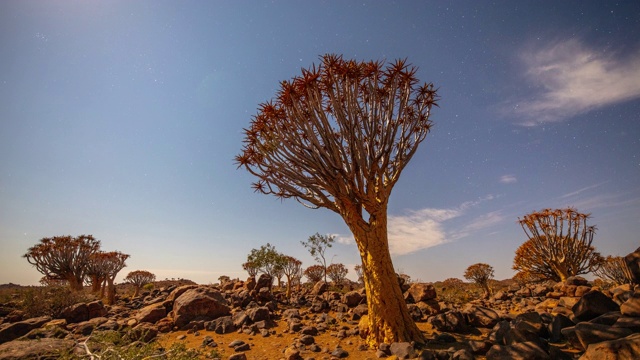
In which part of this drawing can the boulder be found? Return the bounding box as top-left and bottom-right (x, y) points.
(135, 303), (167, 324)
(574, 321), (634, 349)
(464, 305), (500, 328)
(171, 286), (230, 329)
(244, 277), (256, 291)
(87, 300), (107, 319)
(206, 315), (236, 334)
(342, 291), (363, 307)
(255, 274), (272, 291)
(624, 246), (640, 284)
(0, 316), (51, 344)
(59, 302), (89, 324)
(405, 283), (437, 302)
(580, 333), (640, 360)
(427, 311), (467, 333)
(389, 342), (415, 359)
(311, 281), (328, 296)
(485, 341), (549, 360)
(572, 290), (619, 322)
(245, 306), (270, 323)
(620, 290), (640, 317)
(0, 338), (76, 360)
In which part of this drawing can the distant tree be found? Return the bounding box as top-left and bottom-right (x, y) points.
(514, 208), (602, 282)
(125, 270), (156, 297)
(512, 271), (546, 286)
(246, 243), (281, 287)
(301, 233), (335, 283)
(218, 275), (231, 284)
(85, 251), (113, 295)
(272, 262), (285, 288)
(280, 255), (303, 297)
(304, 265), (325, 283)
(464, 263), (494, 299)
(594, 255), (634, 286)
(354, 264), (363, 284)
(235, 54), (438, 346)
(24, 235), (101, 291)
(242, 261), (259, 278)
(442, 277), (464, 290)
(327, 263), (349, 285)
(95, 251), (129, 304)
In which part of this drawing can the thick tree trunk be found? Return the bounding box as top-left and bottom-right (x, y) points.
(348, 210), (424, 348)
(90, 275), (103, 294)
(133, 286), (140, 297)
(67, 275), (84, 291)
(105, 278), (116, 305)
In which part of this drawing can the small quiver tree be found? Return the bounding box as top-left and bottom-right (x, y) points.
(301, 233), (335, 283)
(594, 256), (634, 286)
(242, 261), (259, 278)
(327, 263), (349, 286)
(514, 208), (602, 282)
(304, 265), (325, 284)
(125, 270), (156, 297)
(464, 263), (494, 299)
(94, 251), (129, 305)
(236, 54), (437, 346)
(24, 235), (101, 291)
(280, 256), (303, 298)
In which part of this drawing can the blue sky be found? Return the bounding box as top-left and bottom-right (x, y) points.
(1, 1), (639, 285)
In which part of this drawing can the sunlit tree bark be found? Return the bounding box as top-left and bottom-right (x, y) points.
(124, 270), (156, 297)
(236, 54), (437, 346)
(514, 208), (602, 282)
(24, 235), (101, 291)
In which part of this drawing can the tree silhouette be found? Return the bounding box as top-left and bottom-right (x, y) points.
(242, 261), (259, 278)
(301, 233), (334, 283)
(514, 208), (602, 282)
(24, 235), (101, 291)
(236, 54), (437, 346)
(464, 263), (494, 299)
(125, 270), (156, 297)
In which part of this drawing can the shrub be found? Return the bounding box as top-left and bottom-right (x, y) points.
(21, 285), (88, 318)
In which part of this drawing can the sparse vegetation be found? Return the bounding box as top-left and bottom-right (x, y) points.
(464, 263), (494, 299)
(124, 270), (157, 297)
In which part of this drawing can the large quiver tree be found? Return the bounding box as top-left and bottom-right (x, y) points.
(236, 54), (438, 346)
(23, 235), (101, 291)
(514, 208), (602, 282)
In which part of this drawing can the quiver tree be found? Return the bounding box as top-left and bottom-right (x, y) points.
(304, 265), (325, 283)
(24, 235), (101, 291)
(301, 233), (335, 283)
(236, 54), (438, 346)
(95, 251), (129, 304)
(242, 261), (259, 278)
(514, 208), (602, 282)
(594, 256), (634, 286)
(124, 270), (156, 297)
(280, 255), (303, 298)
(86, 252), (110, 295)
(327, 263), (349, 286)
(463, 263), (494, 299)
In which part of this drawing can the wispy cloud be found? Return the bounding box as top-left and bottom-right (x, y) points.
(508, 39), (640, 125)
(451, 210), (505, 240)
(561, 182), (607, 198)
(499, 175), (517, 184)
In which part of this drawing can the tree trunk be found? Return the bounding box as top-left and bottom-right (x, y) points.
(348, 210), (424, 348)
(67, 275), (84, 291)
(90, 275), (102, 293)
(105, 278), (116, 305)
(133, 286), (140, 297)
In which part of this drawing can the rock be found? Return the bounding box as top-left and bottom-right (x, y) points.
(549, 314), (575, 342)
(0, 316), (51, 344)
(452, 348), (475, 360)
(406, 283), (437, 302)
(255, 274), (272, 291)
(87, 300), (107, 319)
(331, 346), (349, 358)
(246, 306), (270, 323)
(566, 276), (589, 286)
(72, 316), (108, 335)
(172, 286), (230, 329)
(572, 290), (620, 322)
(283, 347), (302, 360)
(485, 341), (550, 359)
(229, 353), (247, 360)
(428, 311), (467, 333)
(312, 281), (328, 296)
(165, 284), (199, 303)
(244, 276), (256, 291)
(207, 316), (236, 334)
(0, 338), (76, 360)
(464, 305), (501, 328)
(620, 290), (640, 317)
(389, 342), (415, 359)
(614, 316), (640, 332)
(574, 321), (633, 348)
(624, 246), (640, 284)
(343, 291), (363, 307)
(580, 333), (640, 360)
(127, 323), (158, 342)
(135, 303), (167, 324)
(468, 340), (492, 355)
(60, 302), (89, 324)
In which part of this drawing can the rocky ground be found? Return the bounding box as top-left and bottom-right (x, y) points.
(0, 269), (639, 359)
